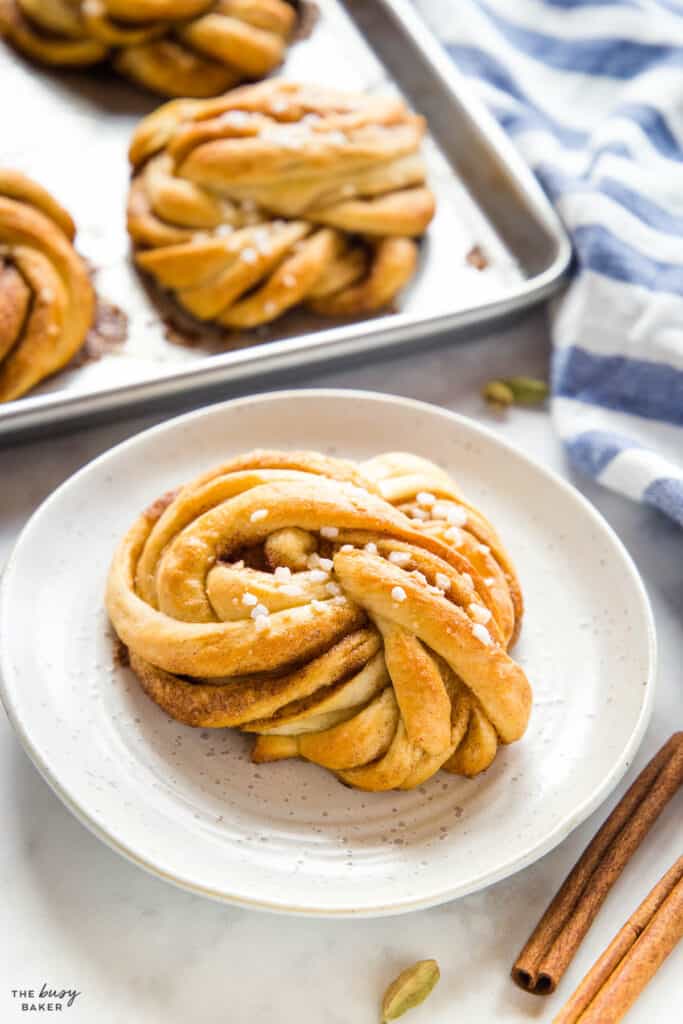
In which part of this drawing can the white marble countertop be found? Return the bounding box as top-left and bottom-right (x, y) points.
(1, 310), (681, 1023)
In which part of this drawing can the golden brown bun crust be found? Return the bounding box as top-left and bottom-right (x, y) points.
(107, 449), (532, 792)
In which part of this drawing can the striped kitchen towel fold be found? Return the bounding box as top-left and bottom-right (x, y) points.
(417, 0), (683, 527)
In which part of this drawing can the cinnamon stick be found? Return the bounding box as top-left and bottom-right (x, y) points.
(553, 857), (683, 1024)
(511, 732), (683, 994)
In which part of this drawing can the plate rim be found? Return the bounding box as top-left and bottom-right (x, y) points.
(0, 388), (658, 916)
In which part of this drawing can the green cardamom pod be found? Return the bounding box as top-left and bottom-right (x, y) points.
(381, 959), (440, 1021)
(504, 376), (549, 404)
(482, 380), (514, 408)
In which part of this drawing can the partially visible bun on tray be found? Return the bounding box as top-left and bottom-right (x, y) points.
(0, 170), (94, 402)
(127, 80), (436, 329)
(0, 0), (297, 97)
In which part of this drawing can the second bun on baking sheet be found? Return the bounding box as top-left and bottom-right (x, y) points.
(127, 80), (436, 330)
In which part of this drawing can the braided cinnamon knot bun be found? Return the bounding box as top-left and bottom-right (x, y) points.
(107, 449), (532, 792)
(0, 170), (94, 402)
(126, 81), (435, 326)
(0, 0), (296, 97)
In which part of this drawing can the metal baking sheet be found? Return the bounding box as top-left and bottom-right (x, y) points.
(0, 0), (571, 441)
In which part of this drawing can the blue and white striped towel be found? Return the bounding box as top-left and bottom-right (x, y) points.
(417, 0), (683, 527)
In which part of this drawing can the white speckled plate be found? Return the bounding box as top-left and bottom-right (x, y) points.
(0, 390), (656, 916)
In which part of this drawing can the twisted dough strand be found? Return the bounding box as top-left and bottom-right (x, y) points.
(107, 449), (532, 792)
(0, 170), (94, 402)
(0, 0), (295, 96)
(127, 81), (436, 326)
